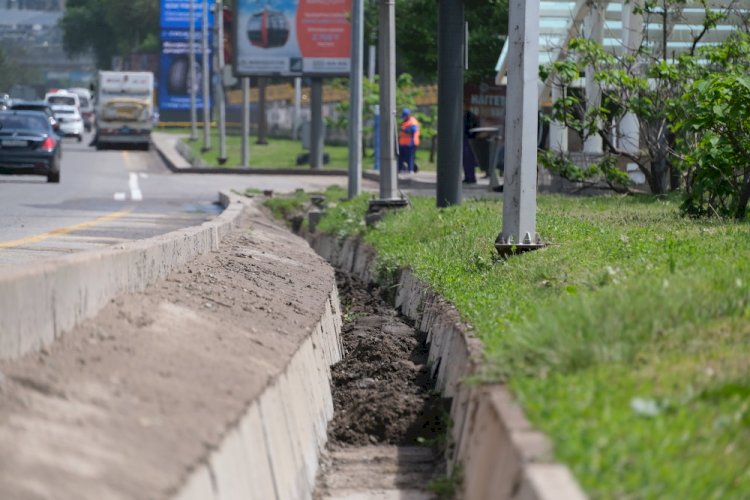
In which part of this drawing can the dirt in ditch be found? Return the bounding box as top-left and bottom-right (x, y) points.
(328, 271), (448, 447)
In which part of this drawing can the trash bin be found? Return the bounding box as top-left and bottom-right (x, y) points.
(469, 127), (503, 189)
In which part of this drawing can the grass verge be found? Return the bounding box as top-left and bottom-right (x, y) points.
(269, 190), (750, 498)
(157, 127), (436, 170)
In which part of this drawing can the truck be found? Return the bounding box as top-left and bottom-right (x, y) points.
(94, 71), (154, 150)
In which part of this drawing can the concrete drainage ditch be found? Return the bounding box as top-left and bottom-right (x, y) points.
(314, 272), (447, 499)
(307, 232), (587, 500)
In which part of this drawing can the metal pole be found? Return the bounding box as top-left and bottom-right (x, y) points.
(436, 0), (464, 207)
(215, 0), (227, 163)
(498, 0), (541, 250)
(377, 0), (397, 200)
(368, 45), (376, 81)
(293, 77), (301, 139)
(310, 77), (323, 169)
(241, 77), (250, 167)
(257, 77), (268, 144)
(201, 0), (211, 151)
(347, 0), (364, 198)
(189, 0), (197, 141)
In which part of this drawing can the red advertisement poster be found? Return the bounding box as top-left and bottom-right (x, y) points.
(296, 0), (352, 58)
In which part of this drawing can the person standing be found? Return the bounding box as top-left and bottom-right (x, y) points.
(398, 108), (420, 173)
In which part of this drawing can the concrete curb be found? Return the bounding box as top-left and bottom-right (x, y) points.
(308, 233), (587, 500)
(175, 290), (343, 500)
(0, 191), (244, 360)
(153, 132), (379, 180)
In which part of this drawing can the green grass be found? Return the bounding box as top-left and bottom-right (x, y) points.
(158, 127), (436, 170)
(296, 192), (750, 498)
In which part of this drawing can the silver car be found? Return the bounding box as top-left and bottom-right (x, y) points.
(51, 105), (84, 142)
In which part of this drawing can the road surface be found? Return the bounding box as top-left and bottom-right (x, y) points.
(0, 131), (374, 266)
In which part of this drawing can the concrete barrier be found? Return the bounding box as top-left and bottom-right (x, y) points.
(308, 233), (587, 500)
(0, 191), (243, 360)
(175, 293), (343, 500)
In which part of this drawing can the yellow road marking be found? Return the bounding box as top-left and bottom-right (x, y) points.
(0, 208), (134, 250)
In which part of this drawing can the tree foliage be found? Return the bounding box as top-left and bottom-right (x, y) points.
(60, 0), (160, 69)
(363, 0), (507, 83)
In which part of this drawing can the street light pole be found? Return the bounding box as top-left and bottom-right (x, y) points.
(347, 0), (364, 199)
(201, 0), (211, 152)
(189, 0), (197, 141)
(496, 0), (543, 255)
(215, 0), (227, 164)
(377, 0), (396, 200)
(436, 0), (464, 208)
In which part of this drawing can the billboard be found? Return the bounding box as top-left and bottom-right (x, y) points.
(233, 0), (352, 77)
(159, 1), (215, 116)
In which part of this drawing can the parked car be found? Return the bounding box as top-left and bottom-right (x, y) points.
(0, 110), (62, 183)
(68, 87), (95, 132)
(51, 104), (84, 142)
(10, 101), (61, 134)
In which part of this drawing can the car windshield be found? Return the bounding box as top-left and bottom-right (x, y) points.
(79, 97), (90, 107)
(47, 96), (76, 106)
(0, 113), (49, 132)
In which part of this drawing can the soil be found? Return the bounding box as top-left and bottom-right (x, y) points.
(0, 203), (338, 500)
(328, 272), (447, 447)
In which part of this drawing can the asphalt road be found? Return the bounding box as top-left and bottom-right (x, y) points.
(0, 131), (375, 266)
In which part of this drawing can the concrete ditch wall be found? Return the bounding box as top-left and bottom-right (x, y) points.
(174, 292), (343, 500)
(308, 233), (587, 500)
(0, 191), (242, 360)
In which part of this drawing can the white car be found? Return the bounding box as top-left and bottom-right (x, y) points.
(52, 105), (84, 142)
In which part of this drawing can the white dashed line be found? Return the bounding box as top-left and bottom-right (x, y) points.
(114, 192), (126, 201)
(129, 172), (143, 201)
(139, 173), (148, 179)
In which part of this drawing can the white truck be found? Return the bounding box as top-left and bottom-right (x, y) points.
(94, 71), (154, 150)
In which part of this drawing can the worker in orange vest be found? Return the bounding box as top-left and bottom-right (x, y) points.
(398, 108), (420, 173)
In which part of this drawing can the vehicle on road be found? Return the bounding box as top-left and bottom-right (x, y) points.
(45, 90), (80, 111)
(94, 71), (154, 150)
(10, 101), (61, 135)
(0, 94), (11, 110)
(51, 105), (84, 142)
(0, 110), (62, 183)
(68, 87), (95, 132)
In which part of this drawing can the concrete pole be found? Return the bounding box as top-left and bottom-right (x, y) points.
(348, 0), (364, 198)
(293, 77), (301, 139)
(201, 0), (211, 151)
(189, 0), (198, 141)
(499, 0), (540, 246)
(377, 0), (397, 200)
(549, 84), (568, 152)
(619, 0), (642, 155)
(310, 77), (324, 169)
(241, 77), (249, 167)
(436, 0), (464, 208)
(583, 1), (604, 154)
(215, 0), (227, 163)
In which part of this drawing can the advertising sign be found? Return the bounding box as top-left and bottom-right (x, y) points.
(161, 0), (215, 29)
(159, 29), (212, 111)
(159, 1), (215, 115)
(234, 0), (352, 76)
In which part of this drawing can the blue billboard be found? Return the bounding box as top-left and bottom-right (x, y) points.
(159, 1), (215, 117)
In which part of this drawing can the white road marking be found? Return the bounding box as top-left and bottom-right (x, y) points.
(139, 173), (148, 179)
(129, 172), (143, 201)
(114, 192), (126, 201)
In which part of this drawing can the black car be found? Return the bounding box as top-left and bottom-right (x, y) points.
(10, 100), (60, 134)
(0, 110), (62, 183)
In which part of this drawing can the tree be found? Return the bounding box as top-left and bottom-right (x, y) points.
(540, 1), (731, 195)
(60, 0), (159, 69)
(670, 33), (750, 219)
